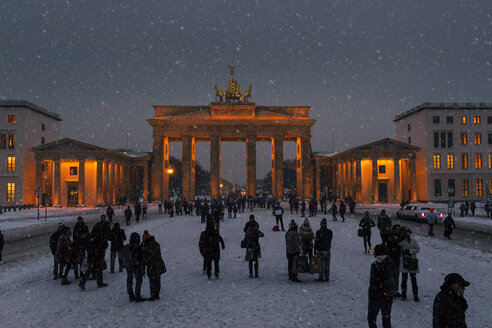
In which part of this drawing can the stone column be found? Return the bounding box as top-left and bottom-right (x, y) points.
(337, 162), (342, 199)
(143, 163), (149, 202)
(394, 158), (401, 202)
(355, 159), (362, 202)
(315, 162), (321, 199)
(271, 136), (284, 199)
(96, 160), (103, 205)
(53, 160), (61, 206)
(210, 136), (221, 199)
(123, 165), (130, 201)
(151, 136), (163, 201)
(246, 135), (256, 197)
(296, 137), (303, 198)
(162, 137), (170, 201)
(191, 138), (196, 201)
(372, 158), (379, 202)
(110, 162), (116, 204)
(331, 163), (337, 197)
(103, 161), (110, 204)
(115, 163), (121, 202)
(410, 158), (417, 202)
(301, 136), (312, 199)
(36, 161), (43, 193)
(78, 160), (85, 206)
(182, 136), (192, 201)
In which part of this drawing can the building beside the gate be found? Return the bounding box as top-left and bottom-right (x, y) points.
(0, 100), (61, 206)
(32, 138), (150, 207)
(394, 102), (492, 202)
(312, 138), (420, 204)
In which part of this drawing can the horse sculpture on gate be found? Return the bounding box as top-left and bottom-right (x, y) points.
(243, 85), (252, 102)
(214, 66), (252, 103)
(215, 85), (224, 102)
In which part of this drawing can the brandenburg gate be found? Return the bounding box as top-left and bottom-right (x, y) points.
(149, 67), (315, 201)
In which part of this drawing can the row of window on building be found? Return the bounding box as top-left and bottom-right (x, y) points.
(432, 153), (492, 170)
(434, 179), (491, 198)
(432, 132), (492, 148)
(431, 115), (492, 125)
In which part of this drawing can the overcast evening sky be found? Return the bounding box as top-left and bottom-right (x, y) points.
(1, 0), (491, 184)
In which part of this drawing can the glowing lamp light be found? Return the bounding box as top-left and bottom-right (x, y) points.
(166, 168), (174, 174)
(220, 183), (224, 188)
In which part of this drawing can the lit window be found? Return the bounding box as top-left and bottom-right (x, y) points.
(433, 116), (440, 124)
(447, 154), (454, 169)
(460, 116), (467, 124)
(6, 182), (15, 202)
(474, 133), (481, 145)
(461, 154), (468, 169)
(489, 179), (492, 195)
(475, 179), (483, 197)
(7, 115), (16, 123)
(433, 154), (441, 169)
(489, 154), (492, 169)
(70, 167), (78, 175)
(7, 156), (15, 172)
(461, 179), (469, 197)
(8, 134), (14, 149)
(473, 116), (481, 124)
(475, 154), (482, 169)
(460, 133), (467, 145)
(0, 134), (6, 149)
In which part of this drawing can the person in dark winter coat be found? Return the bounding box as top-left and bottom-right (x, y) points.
(433, 273), (470, 328)
(134, 202), (142, 223)
(124, 206), (132, 226)
(330, 202), (338, 221)
(123, 232), (144, 302)
(339, 201), (346, 222)
(314, 218), (333, 282)
(377, 210), (392, 245)
(359, 211), (375, 253)
(459, 203), (465, 217)
(444, 214), (457, 240)
(469, 201), (476, 216)
(285, 220), (301, 282)
(387, 225), (403, 297)
(79, 223), (108, 290)
(274, 203), (285, 231)
(142, 234), (166, 301)
(56, 226), (73, 285)
(109, 223), (126, 273)
(142, 204), (147, 220)
(399, 228), (420, 302)
(367, 244), (393, 328)
(244, 224), (264, 278)
(199, 224), (225, 279)
(49, 223), (64, 279)
(0, 229), (4, 263)
(106, 205), (115, 226)
(72, 217), (89, 278)
(243, 214), (259, 233)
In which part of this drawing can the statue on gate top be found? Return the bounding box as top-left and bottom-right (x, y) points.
(214, 66), (252, 103)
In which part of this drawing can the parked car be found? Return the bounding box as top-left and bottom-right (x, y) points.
(396, 205), (444, 223)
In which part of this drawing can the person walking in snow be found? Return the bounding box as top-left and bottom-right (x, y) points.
(142, 204), (147, 220)
(470, 201), (476, 216)
(49, 223), (64, 280)
(330, 201), (338, 221)
(314, 218), (333, 282)
(134, 202), (142, 223)
(56, 226), (73, 285)
(299, 217), (314, 258)
(443, 214), (457, 240)
(459, 203), (465, 217)
(142, 233), (166, 301)
(285, 220), (301, 282)
(433, 273), (470, 328)
(377, 210), (392, 245)
(367, 244), (393, 328)
(109, 223), (126, 273)
(72, 217), (89, 279)
(244, 223), (264, 278)
(199, 223), (225, 279)
(359, 211), (375, 253)
(427, 208), (438, 236)
(339, 201), (346, 222)
(124, 206), (132, 226)
(122, 232), (144, 302)
(273, 202), (285, 231)
(79, 223), (109, 290)
(399, 228), (420, 302)
(300, 200), (306, 217)
(106, 205), (115, 226)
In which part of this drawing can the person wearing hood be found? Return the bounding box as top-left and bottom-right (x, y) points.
(398, 228), (420, 302)
(314, 218), (333, 282)
(367, 244), (393, 328)
(142, 233), (166, 301)
(124, 232), (144, 302)
(109, 223), (126, 273)
(299, 217), (314, 258)
(199, 223), (225, 279)
(285, 220), (301, 282)
(433, 273), (470, 328)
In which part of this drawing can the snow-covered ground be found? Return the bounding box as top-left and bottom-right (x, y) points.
(0, 209), (490, 327)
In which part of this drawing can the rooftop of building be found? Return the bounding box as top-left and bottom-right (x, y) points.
(394, 102), (492, 122)
(0, 100), (62, 121)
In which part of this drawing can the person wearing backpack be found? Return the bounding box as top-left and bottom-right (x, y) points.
(368, 244), (393, 328)
(142, 233), (166, 301)
(359, 211), (376, 254)
(199, 223), (225, 279)
(122, 232), (144, 302)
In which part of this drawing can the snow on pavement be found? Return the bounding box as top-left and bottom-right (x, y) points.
(0, 209), (490, 327)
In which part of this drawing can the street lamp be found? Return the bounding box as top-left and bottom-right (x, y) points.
(167, 168), (174, 174)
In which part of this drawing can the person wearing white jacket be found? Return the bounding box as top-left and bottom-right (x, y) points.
(399, 228), (420, 302)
